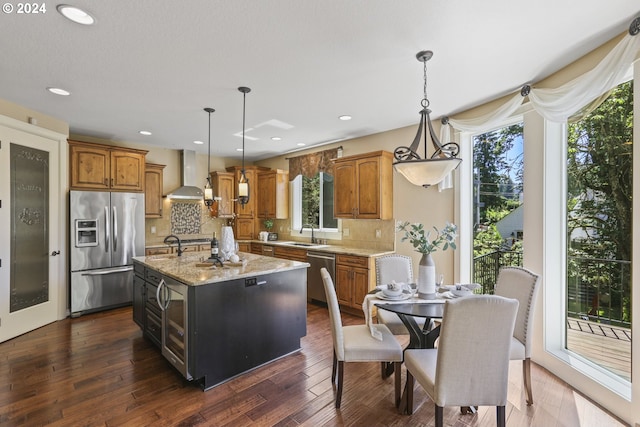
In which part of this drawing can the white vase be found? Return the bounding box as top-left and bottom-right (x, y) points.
(220, 226), (235, 260)
(417, 253), (436, 299)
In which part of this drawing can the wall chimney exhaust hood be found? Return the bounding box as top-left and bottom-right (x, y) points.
(166, 150), (204, 201)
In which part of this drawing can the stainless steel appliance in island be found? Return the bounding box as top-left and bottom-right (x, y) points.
(69, 190), (145, 316)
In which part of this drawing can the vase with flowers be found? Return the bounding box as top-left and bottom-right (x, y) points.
(397, 221), (458, 299)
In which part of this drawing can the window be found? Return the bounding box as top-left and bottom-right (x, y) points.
(565, 80), (632, 382)
(291, 173), (338, 234)
(471, 122), (524, 294)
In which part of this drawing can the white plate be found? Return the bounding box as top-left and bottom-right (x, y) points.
(376, 291), (411, 301)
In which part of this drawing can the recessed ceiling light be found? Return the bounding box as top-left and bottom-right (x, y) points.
(57, 4), (95, 25)
(47, 87), (71, 96)
(339, 115), (352, 121)
(236, 148), (244, 152)
(297, 143), (306, 147)
(271, 137), (282, 141)
(139, 130), (152, 136)
(193, 140), (204, 145)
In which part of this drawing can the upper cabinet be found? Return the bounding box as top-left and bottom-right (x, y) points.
(210, 171), (235, 218)
(69, 140), (147, 192)
(145, 163), (165, 218)
(333, 150), (393, 220)
(257, 169), (289, 219)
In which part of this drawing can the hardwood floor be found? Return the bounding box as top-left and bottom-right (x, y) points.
(0, 304), (628, 426)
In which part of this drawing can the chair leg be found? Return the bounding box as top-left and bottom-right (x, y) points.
(523, 357), (533, 405)
(497, 405), (506, 427)
(435, 405), (444, 427)
(331, 350), (337, 384)
(394, 361), (402, 408)
(335, 360), (344, 408)
(381, 361), (394, 378)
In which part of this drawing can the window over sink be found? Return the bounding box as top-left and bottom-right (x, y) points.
(291, 173), (340, 239)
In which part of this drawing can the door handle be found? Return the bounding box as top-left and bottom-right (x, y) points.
(51, 250), (60, 256)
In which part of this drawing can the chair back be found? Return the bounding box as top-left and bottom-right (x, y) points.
(494, 266), (540, 357)
(375, 254), (413, 286)
(434, 295), (518, 407)
(320, 267), (345, 360)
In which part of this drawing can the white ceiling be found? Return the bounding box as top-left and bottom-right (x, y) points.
(2, 1), (638, 161)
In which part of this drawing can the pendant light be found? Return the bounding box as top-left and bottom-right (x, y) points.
(203, 107), (215, 208)
(392, 50), (461, 187)
(237, 86), (251, 206)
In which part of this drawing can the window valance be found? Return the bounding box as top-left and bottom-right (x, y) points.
(287, 148), (338, 180)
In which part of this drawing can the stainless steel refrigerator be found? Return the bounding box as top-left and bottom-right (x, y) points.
(70, 190), (145, 316)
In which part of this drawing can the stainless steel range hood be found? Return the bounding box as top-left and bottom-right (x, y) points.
(166, 150), (204, 201)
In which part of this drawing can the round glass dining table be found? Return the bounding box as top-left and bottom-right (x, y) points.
(375, 302), (445, 349)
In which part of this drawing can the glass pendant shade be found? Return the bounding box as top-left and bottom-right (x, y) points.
(203, 179), (214, 206)
(394, 157), (461, 188)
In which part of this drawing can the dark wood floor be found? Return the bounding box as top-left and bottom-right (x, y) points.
(0, 304), (628, 426)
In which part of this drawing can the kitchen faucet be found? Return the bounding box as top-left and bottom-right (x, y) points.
(300, 224), (317, 244)
(163, 234), (184, 256)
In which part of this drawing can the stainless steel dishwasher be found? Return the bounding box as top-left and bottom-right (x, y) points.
(306, 251), (336, 303)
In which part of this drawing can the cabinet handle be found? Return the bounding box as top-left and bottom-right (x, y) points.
(104, 178), (108, 185)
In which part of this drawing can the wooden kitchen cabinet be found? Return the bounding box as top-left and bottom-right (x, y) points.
(145, 246), (172, 256)
(69, 140), (147, 192)
(257, 169), (289, 219)
(273, 245), (307, 262)
(237, 242), (251, 253)
(235, 218), (255, 240)
(210, 171), (235, 218)
(335, 254), (375, 311)
(333, 150), (393, 219)
(145, 163), (165, 218)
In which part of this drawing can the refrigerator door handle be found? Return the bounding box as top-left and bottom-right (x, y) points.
(104, 206), (110, 253)
(81, 266), (133, 276)
(112, 206), (118, 252)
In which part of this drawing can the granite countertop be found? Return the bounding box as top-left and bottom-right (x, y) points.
(133, 251), (309, 286)
(146, 237), (394, 258)
(248, 240), (394, 258)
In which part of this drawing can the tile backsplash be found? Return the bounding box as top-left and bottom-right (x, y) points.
(170, 202), (201, 234)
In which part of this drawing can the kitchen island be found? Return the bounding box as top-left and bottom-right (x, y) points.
(132, 251), (309, 390)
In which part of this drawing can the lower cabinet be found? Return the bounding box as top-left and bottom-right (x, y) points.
(335, 254), (374, 311)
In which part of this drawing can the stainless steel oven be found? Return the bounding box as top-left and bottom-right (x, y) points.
(306, 251), (335, 303)
(157, 275), (191, 380)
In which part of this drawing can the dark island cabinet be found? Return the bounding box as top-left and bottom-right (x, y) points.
(133, 260), (307, 390)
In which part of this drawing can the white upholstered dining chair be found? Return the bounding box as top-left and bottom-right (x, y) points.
(403, 295), (519, 427)
(375, 254), (426, 334)
(320, 267), (403, 408)
(493, 266), (541, 406)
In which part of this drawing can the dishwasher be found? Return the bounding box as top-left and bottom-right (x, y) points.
(306, 251), (336, 303)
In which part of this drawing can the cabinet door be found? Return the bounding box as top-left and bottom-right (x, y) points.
(145, 164), (164, 218)
(335, 265), (353, 306)
(70, 144), (110, 190)
(351, 267), (370, 309)
(237, 242), (251, 253)
(235, 218), (254, 240)
(257, 172), (276, 218)
(212, 172), (235, 217)
(355, 157), (381, 219)
(133, 274), (145, 328)
(110, 150), (145, 191)
(333, 161), (356, 218)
